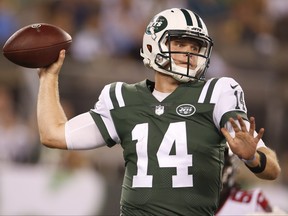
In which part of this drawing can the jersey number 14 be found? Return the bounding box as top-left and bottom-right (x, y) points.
(132, 121), (193, 188)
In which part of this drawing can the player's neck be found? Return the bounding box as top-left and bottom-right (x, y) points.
(154, 71), (179, 93)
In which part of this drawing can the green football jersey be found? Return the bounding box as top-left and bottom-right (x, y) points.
(89, 77), (248, 216)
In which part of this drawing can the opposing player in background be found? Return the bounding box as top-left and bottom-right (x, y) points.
(216, 148), (286, 215)
(36, 8), (280, 215)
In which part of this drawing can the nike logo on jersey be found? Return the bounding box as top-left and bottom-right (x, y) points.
(230, 84), (239, 89)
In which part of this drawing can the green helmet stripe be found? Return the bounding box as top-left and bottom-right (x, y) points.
(180, 8), (203, 29)
(180, 8), (193, 26)
(194, 13), (203, 29)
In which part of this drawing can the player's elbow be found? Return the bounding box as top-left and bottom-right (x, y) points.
(39, 128), (67, 149)
(267, 163), (281, 180)
(256, 147), (281, 180)
(259, 167), (281, 180)
(40, 135), (55, 148)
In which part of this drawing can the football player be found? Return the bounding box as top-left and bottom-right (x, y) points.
(216, 148), (286, 215)
(37, 8), (281, 215)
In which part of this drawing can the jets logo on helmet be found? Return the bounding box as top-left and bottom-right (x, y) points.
(141, 8), (213, 82)
(146, 16), (168, 38)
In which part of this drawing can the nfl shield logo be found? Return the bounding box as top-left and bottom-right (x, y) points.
(155, 105), (164, 116)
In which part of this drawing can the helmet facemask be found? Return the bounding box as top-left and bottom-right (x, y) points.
(155, 30), (213, 82)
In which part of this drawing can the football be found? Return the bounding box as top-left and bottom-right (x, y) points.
(2, 23), (72, 68)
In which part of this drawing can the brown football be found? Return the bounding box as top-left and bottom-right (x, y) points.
(2, 23), (72, 68)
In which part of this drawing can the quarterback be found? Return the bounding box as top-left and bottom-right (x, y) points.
(37, 8), (280, 215)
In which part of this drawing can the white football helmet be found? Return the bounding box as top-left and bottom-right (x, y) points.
(141, 8), (213, 82)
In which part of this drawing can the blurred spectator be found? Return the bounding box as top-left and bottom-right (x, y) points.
(70, 2), (108, 62)
(44, 0), (75, 35)
(0, 95), (107, 215)
(265, 0), (288, 21)
(187, 0), (228, 19)
(0, 84), (39, 163)
(217, 0), (270, 45)
(0, 0), (20, 45)
(99, 0), (152, 59)
(273, 15), (288, 45)
(99, 0), (188, 59)
(264, 14), (288, 154)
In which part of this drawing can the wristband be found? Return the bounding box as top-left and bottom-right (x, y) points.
(242, 154), (256, 164)
(245, 150), (267, 173)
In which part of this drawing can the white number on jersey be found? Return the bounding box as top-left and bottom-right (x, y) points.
(132, 122), (193, 188)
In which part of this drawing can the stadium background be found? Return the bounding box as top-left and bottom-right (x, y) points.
(0, 0), (288, 215)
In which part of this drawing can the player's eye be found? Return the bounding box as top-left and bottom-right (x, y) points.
(191, 46), (200, 53)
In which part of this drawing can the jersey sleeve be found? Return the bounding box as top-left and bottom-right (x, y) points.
(65, 83), (121, 149)
(212, 77), (248, 129)
(65, 112), (106, 150)
(89, 83), (121, 147)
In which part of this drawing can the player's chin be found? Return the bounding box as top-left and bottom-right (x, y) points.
(177, 63), (196, 70)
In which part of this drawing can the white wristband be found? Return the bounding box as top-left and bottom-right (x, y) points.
(242, 154), (256, 164)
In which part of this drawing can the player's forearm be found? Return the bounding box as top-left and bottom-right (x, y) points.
(245, 147), (280, 180)
(37, 73), (67, 149)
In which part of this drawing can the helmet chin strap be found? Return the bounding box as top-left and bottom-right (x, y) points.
(171, 65), (197, 82)
(170, 57), (199, 82)
(170, 53), (208, 82)
(152, 53), (207, 82)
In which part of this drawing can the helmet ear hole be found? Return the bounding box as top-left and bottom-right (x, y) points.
(147, 45), (152, 52)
